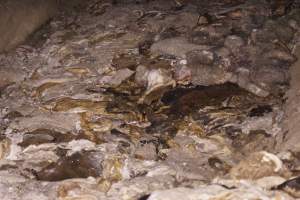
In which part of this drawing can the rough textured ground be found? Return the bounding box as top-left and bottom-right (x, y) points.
(1, 0), (300, 199)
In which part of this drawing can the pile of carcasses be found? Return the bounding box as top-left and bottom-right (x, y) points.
(1, 0), (300, 199)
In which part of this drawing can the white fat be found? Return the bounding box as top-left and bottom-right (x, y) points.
(75, 120), (82, 131)
(120, 158), (130, 179)
(6, 132), (23, 160)
(179, 59), (187, 65)
(6, 144), (22, 161)
(261, 151), (283, 172)
(65, 139), (96, 156)
(147, 69), (164, 88)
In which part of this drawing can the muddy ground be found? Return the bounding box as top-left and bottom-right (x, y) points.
(1, 0), (300, 199)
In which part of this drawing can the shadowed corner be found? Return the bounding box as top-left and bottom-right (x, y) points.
(0, 0), (84, 54)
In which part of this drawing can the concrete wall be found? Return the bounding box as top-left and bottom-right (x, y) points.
(273, 42), (300, 152)
(279, 46), (300, 152)
(0, 0), (59, 53)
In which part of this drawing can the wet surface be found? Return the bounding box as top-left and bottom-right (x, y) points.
(0, 0), (300, 199)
